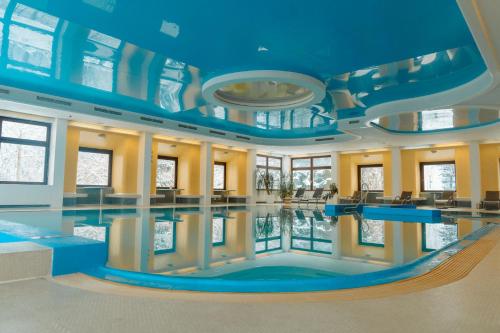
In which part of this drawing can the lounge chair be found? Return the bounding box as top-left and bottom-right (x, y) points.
(342, 191), (361, 204)
(295, 209), (307, 221)
(312, 209), (325, 222)
(291, 188), (306, 204)
(392, 191), (412, 205)
(481, 191), (500, 210)
(302, 187), (325, 207)
(435, 191), (455, 208)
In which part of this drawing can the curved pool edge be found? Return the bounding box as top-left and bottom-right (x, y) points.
(82, 224), (499, 293)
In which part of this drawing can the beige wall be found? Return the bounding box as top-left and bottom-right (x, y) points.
(339, 151), (392, 196)
(213, 148), (248, 195)
(152, 140), (201, 195)
(339, 145), (486, 199)
(480, 143), (500, 193)
(63, 126), (139, 193)
(401, 146), (470, 197)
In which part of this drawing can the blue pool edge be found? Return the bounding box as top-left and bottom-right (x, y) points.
(83, 223), (498, 293)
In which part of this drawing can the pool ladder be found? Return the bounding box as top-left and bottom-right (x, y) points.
(344, 183), (369, 213)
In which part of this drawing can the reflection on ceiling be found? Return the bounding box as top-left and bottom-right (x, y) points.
(372, 107), (500, 134)
(0, 0), (488, 141)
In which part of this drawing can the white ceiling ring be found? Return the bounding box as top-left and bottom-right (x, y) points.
(202, 70), (326, 111)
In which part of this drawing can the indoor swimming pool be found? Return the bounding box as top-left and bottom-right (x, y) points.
(0, 206), (498, 292)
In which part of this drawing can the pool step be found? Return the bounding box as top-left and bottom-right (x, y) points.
(0, 242), (52, 283)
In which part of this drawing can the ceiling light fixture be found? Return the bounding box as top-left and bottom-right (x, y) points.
(202, 70), (325, 111)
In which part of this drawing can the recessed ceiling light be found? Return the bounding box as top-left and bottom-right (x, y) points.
(160, 20), (180, 38)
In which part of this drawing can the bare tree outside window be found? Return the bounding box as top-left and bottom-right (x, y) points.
(212, 217), (225, 245)
(213, 162), (226, 190)
(292, 156), (331, 190)
(0, 117), (50, 184)
(154, 221), (175, 253)
(358, 165), (384, 191)
(423, 223), (458, 251)
(421, 162), (456, 191)
(156, 157), (176, 188)
(359, 219), (385, 246)
(76, 148), (112, 186)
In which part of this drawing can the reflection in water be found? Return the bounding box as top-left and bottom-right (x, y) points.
(212, 217), (225, 246)
(63, 207), (484, 278)
(154, 221), (175, 254)
(0, 207), (492, 279)
(422, 223), (458, 251)
(358, 219), (385, 247)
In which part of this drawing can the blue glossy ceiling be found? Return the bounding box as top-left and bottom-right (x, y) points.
(0, 0), (487, 140)
(20, 0), (475, 76)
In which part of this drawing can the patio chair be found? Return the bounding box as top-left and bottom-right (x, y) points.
(342, 190), (361, 204)
(435, 191), (455, 208)
(392, 191), (413, 205)
(312, 209), (325, 222)
(295, 209), (307, 221)
(481, 191), (500, 210)
(291, 188), (306, 204)
(302, 187), (325, 207)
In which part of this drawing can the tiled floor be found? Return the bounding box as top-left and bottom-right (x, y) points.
(1, 233), (500, 333)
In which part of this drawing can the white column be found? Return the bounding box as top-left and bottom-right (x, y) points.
(198, 207), (212, 270)
(331, 152), (340, 203)
(200, 142), (213, 206)
(282, 228), (291, 252)
(137, 132), (153, 206)
(245, 210), (256, 260)
(392, 223), (404, 265)
(246, 149), (257, 205)
(333, 220), (342, 259)
(283, 155), (291, 176)
(391, 147), (402, 197)
(469, 142), (481, 209)
(50, 118), (68, 209)
(137, 210), (151, 272)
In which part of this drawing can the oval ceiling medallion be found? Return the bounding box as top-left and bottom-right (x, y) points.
(202, 70), (326, 111)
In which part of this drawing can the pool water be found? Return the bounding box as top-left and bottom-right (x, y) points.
(0, 206), (498, 292)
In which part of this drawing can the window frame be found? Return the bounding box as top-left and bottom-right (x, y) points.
(0, 116), (51, 185)
(213, 161), (227, 190)
(357, 164), (384, 192)
(256, 154), (282, 190)
(154, 221), (177, 255)
(212, 217), (226, 247)
(421, 223), (458, 252)
(291, 156), (332, 191)
(255, 216), (282, 254)
(291, 217), (333, 254)
(419, 161), (456, 192)
(76, 147), (113, 187)
(156, 155), (178, 189)
(357, 220), (385, 248)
